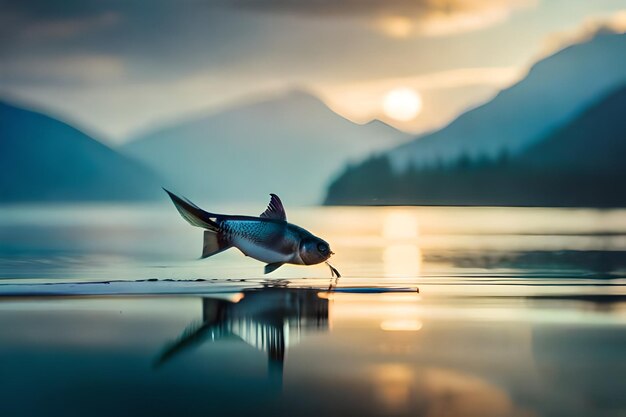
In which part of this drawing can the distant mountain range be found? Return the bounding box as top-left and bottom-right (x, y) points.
(325, 84), (626, 207)
(388, 32), (626, 169)
(0, 101), (161, 202)
(3, 33), (625, 206)
(326, 32), (626, 207)
(121, 90), (409, 204)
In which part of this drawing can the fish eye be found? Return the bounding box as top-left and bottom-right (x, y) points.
(317, 243), (329, 254)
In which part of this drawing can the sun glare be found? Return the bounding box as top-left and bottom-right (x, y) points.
(383, 88), (423, 121)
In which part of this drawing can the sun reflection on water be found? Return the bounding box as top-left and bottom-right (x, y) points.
(383, 210), (419, 240)
(383, 210), (423, 278)
(367, 364), (524, 417)
(370, 364), (414, 414)
(380, 319), (423, 331)
(384, 244), (423, 277)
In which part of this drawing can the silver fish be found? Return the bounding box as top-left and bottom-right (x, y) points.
(164, 189), (340, 276)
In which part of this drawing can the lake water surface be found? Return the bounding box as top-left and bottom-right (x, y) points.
(0, 205), (625, 416)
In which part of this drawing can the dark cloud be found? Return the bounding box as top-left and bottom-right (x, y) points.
(226, 0), (533, 18)
(0, 0), (261, 82)
(227, 0), (434, 17)
(0, 0), (520, 18)
(0, 0), (544, 102)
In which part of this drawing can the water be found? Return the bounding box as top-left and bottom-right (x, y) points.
(0, 205), (625, 416)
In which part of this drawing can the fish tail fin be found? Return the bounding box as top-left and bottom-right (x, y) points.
(163, 188), (219, 232)
(202, 231), (231, 259)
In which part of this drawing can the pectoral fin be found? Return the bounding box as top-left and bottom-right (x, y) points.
(264, 262), (284, 274)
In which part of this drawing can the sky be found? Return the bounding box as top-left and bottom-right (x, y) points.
(1, 0), (625, 144)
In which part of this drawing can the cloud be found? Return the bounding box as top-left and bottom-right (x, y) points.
(321, 66), (522, 93)
(19, 11), (121, 41)
(228, 0), (531, 18)
(0, 54), (126, 85)
(399, 66), (523, 89)
(0, 3), (122, 47)
(230, 0), (537, 37)
(542, 9), (626, 55)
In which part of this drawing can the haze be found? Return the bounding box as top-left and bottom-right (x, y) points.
(1, 0), (625, 144)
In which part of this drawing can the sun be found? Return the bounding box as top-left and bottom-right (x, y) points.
(383, 88), (423, 121)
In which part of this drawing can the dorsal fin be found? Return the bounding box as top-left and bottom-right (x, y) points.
(260, 194), (286, 221)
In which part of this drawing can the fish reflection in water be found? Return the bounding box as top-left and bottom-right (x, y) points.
(154, 288), (329, 385)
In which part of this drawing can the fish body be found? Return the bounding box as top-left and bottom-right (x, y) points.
(164, 189), (339, 275)
(218, 217), (312, 264)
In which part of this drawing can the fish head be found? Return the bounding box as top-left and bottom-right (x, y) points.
(299, 236), (334, 265)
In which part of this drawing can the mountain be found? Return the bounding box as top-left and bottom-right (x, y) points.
(0, 100), (162, 202)
(389, 33), (626, 169)
(325, 84), (626, 207)
(516, 85), (626, 174)
(122, 90), (409, 205)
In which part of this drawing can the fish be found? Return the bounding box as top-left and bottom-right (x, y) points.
(164, 189), (340, 277)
